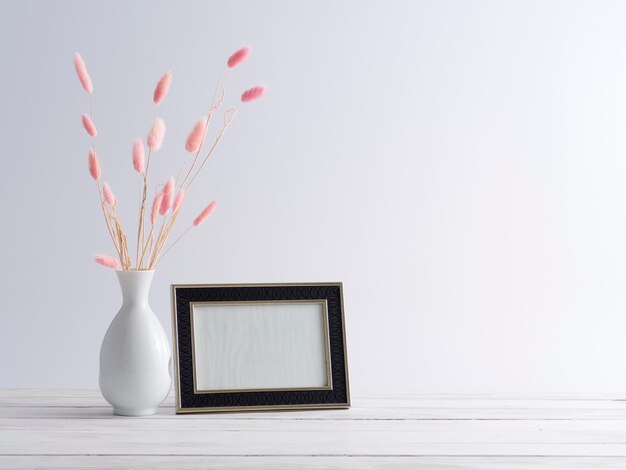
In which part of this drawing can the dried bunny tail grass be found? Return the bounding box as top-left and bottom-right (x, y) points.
(159, 192), (172, 215)
(193, 200), (218, 226)
(82, 114), (97, 137)
(158, 177), (175, 215)
(159, 176), (175, 215)
(147, 118), (166, 150)
(132, 138), (145, 173)
(94, 254), (119, 269)
(153, 70), (172, 105)
(173, 189), (185, 212)
(241, 85), (266, 103)
(159, 193), (172, 215)
(151, 192), (164, 226)
(227, 46), (251, 68)
(185, 118), (207, 153)
(102, 182), (116, 206)
(73, 53), (93, 93)
(88, 148), (101, 180)
(163, 176), (175, 195)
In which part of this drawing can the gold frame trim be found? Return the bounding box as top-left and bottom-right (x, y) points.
(189, 299), (333, 394)
(170, 282), (351, 414)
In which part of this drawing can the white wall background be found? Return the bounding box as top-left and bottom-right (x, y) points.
(2, 0), (626, 393)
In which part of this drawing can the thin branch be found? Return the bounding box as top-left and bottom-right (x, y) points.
(148, 209), (181, 269)
(136, 147), (153, 269)
(186, 108), (237, 190)
(155, 224), (192, 263)
(178, 69), (229, 191)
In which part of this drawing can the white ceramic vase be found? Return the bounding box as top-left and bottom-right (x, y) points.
(99, 270), (172, 416)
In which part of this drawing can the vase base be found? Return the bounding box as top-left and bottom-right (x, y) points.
(113, 407), (159, 417)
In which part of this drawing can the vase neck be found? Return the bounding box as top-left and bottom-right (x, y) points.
(116, 270), (155, 307)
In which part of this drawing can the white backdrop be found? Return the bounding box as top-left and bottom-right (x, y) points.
(2, 0), (626, 393)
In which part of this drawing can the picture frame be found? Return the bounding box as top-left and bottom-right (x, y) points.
(171, 282), (350, 413)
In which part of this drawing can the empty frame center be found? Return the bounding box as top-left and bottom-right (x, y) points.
(191, 301), (331, 392)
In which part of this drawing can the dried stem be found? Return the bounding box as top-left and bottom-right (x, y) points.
(99, 187), (122, 260)
(178, 69), (229, 191)
(146, 109), (236, 268)
(186, 109), (237, 189)
(147, 214), (169, 268)
(139, 219), (157, 269)
(147, 108), (235, 268)
(155, 224), (192, 263)
(116, 216), (131, 270)
(136, 147), (153, 269)
(148, 208), (181, 269)
(89, 90), (132, 269)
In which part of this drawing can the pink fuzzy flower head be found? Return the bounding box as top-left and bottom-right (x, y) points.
(185, 118), (207, 153)
(163, 176), (175, 195)
(73, 52), (93, 94)
(241, 85), (266, 103)
(151, 192), (164, 226)
(153, 70), (172, 105)
(159, 177), (175, 215)
(147, 118), (166, 150)
(94, 254), (119, 269)
(102, 182), (116, 206)
(173, 189), (185, 212)
(193, 200), (218, 226)
(88, 148), (101, 180)
(132, 138), (145, 173)
(227, 46), (251, 69)
(159, 192), (172, 215)
(82, 114), (97, 137)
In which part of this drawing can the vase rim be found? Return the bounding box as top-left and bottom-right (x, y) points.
(116, 269), (156, 278)
(116, 269), (155, 273)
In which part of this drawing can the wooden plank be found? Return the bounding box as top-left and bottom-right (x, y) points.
(2, 403), (626, 421)
(3, 417), (626, 437)
(2, 455), (626, 470)
(0, 390), (103, 398)
(3, 393), (626, 410)
(3, 389), (626, 405)
(4, 390), (626, 467)
(1, 389), (624, 400)
(4, 428), (626, 456)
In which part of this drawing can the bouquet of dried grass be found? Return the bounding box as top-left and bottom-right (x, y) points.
(73, 47), (265, 270)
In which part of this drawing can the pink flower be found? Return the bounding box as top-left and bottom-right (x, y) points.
(159, 193), (172, 215)
(94, 254), (119, 269)
(151, 192), (164, 226)
(102, 182), (116, 206)
(153, 71), (172, 105)
(163, 176), (175, 195)
(82, 114), (97, 137)
(73, 53), (93, 94)
(147, 118), (166, 150)
(159, 177), (175, 215)
(241, 85), (266, 103)
(88, 149), (101, 180)
(132, 139), (145, 173)
(185, 118), (207, 153)
(193, 200), (218, 226)
(227, 46), (251, 69)
(173, 189), (185, 212)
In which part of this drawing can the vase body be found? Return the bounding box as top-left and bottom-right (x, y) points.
(99, 270), (171, 416)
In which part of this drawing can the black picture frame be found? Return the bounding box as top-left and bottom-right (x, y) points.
(171, 282), (350, 413)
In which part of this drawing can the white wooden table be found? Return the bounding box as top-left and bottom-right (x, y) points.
(2, 391), (626, 469)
